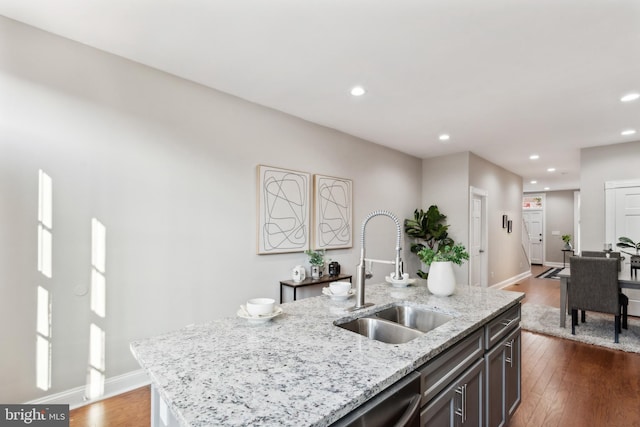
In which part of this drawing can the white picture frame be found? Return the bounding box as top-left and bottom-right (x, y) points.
(313, 174), (353, 250)
(257, 165), (311, 254)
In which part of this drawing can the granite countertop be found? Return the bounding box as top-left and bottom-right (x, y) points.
(130, 282), (524, 427)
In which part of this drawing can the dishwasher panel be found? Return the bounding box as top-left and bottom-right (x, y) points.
(330, 371), (422, 427)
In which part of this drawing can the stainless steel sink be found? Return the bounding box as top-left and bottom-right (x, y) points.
(336, 317), (424, 344)
(372, 305), (453, 333)
(336, 304), (454, 344)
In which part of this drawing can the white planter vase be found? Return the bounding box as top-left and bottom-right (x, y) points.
(427, 261), (456, 296)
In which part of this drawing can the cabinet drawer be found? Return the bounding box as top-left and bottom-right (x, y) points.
(417, 328), (483, 405)
(485, 303), (520, 349)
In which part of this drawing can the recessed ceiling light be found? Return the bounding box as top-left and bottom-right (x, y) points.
(350, 86), (366, 96)
(621, 92), (640, 102)
(621, 129), (637, 136)
(530, 180), (537, 184)
(438, 134), (450, 142)
(544, 187), (550, 190)
(529, 154), (539, 160)
(547, 168), (556, 172)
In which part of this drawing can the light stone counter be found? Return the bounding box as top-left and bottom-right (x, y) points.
(130, 282), (524, 426)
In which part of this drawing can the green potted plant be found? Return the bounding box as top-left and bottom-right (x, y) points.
(417, 244), (470, 266)
(561, 234), (572, 250)
(404, 205), (454, 279)
(616, 236), (640, 255)
(417, 243), (469, 296)
(305, 249), (325, 279)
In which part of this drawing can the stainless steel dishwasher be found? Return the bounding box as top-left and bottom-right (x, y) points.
(330, 371), (422, 427)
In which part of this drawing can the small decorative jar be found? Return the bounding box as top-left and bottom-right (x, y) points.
(311, 265), (322, 279)
(291, 265), (306, 282)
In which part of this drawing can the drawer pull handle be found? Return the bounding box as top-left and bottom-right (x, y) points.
(395, 394), (421, 427)
(501, 318), (517, 328)
(505, 339), (514, 367)
(455, 384), (467, 422)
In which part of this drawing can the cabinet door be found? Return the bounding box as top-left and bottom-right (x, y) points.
(485, 337), (506, 427)
(486, 327), (521, 427)
(461, 358), (484, 427)
(505, 328), (521, 419)
(420, 358), (484, 427)
(421, 390), (456, 427)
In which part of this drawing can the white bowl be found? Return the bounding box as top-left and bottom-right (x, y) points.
(329, 281), (351, 295)
(246, 298), (275, 316)
(322, 287), (354, 301)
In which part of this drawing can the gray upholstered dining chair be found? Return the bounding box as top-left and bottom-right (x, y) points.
(579, 250), (628, 329)
(581, 250), (622, 271)
(569, 256), (621, 343)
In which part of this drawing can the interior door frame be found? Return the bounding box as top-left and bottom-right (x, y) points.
(605, 179), (640, 316)
(523, 193), (545, 265)
(469, 186), (488, 287)
(573, 191), (581, 254)
(605, 179), (640, 245)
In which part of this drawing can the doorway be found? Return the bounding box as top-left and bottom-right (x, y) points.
(523, 210), (544, 265)
(469, 187), (488, 287)
(605, 180), (640, 316)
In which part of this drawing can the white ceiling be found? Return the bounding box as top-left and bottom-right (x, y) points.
(1, 0), (639, 192)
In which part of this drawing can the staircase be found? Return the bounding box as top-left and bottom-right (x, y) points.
(521, 218), (531, 266)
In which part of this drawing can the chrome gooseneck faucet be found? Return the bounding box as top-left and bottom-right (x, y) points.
(348, 210), (403, 312)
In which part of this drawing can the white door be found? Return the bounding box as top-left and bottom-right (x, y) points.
(606, 183), (640, 315)
(523, 211), (543, 264)
(469, 187), (487, 287)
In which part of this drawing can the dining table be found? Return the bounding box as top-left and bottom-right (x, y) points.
(557, 267), (640, 327)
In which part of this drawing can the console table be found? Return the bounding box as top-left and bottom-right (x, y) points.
(561, 249), (574, 268)
(279, 274), (352, 303)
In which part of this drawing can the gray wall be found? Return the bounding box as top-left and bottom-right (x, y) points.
(469, 153), (528, 284)
(0, 17), (422, 402)
(419, 152), (527, 286)
(420, 152), (470, 283)
(540, 190), (575, 263)
(581, 140), (640, 250)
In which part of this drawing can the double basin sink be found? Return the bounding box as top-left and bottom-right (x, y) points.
(335, 304), (453, 344)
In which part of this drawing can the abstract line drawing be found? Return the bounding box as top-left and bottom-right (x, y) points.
(257, 165), (310, 254)
(314, 175), (352, 250)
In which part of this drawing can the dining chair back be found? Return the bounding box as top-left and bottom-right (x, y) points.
(568, 256), (621, 343)
(579, 251), (629, 329)
(581, 250), (622, 271)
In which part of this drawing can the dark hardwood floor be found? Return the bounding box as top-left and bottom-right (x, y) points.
(505, 265), (640, 427)
(70, 265), (640, 426)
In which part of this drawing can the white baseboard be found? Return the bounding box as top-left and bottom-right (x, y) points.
(26, 369), (150, 410)
(490, 270), (532, 290)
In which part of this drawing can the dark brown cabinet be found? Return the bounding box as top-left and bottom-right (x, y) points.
(416, 303), (521, 427)
(420, 358), (484, 426)
(486, 327), (521, 427)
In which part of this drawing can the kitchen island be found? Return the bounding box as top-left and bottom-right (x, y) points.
(130, 282), (524, 426)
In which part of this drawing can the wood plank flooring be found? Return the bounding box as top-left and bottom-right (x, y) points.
(69, 386), (150, 427)
(70, 265), (640, 426)
(505, 265), (640, 427)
